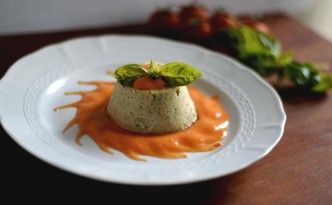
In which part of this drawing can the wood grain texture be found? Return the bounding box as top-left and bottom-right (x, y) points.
(0, 14), (331, 204)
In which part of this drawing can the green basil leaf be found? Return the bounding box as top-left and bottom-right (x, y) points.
(115, 64), (148, 86)
(312, 73), (332, 92)
(224, 26), (281, 59)
(222, 26), (332, 93)
(159, 62), (202, 86)
(149, 61), (160, 79)
(240, 52), (279, 77)
(278, 50), (294, 66)
(283, 62), (319, 87)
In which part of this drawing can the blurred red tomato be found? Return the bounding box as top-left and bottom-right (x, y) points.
(239, 16), (256, 26)
(239, 15), (270, 34)
(148, 10), (180, 33)
(179, 4), (209, 26)
(191, 21), (212, 39)
(252, 22), (270, 34)
(209, 12), (238, 33)
(180, 18), (212, 41)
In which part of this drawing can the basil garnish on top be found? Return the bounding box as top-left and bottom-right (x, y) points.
(115, 64), (148, 86)
(159, 62), (202, 86)
(149, 60), (160, 79)
(114, 61), (202, 87)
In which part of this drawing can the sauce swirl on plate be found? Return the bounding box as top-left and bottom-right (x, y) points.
(55, 81), (228, 161)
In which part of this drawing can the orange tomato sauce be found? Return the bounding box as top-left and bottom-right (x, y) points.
(133, 75), (166, 90)
(54, 81), (228, 161)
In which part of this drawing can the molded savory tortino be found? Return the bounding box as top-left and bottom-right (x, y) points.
(107, 83), (197, 134)
(55, 81), (228, 161)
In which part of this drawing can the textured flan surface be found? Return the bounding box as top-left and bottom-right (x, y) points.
(107, 83), (197, 134)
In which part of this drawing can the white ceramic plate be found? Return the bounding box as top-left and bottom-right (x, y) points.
(0, 35), (286, 185)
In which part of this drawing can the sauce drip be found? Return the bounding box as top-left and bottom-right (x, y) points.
(55, 81), (228, 161)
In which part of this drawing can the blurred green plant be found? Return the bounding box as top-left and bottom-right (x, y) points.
(223, 26), (332, 92)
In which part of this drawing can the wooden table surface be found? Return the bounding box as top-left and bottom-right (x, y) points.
(1, 14), (331, 204)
